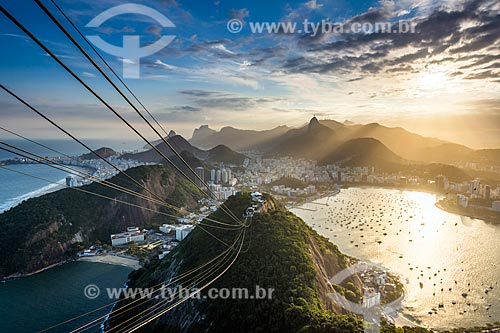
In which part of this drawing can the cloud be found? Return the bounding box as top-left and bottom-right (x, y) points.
(178, 90), (280, 111)
(178, 105), (201, 112)
(272, 0), (499, 80)
(227, 8), (250, 22)
(179, 89), (225, 97)
(146, 25), (163, 37)
(304, 0), (323, 10)
(82, 71), (97, 78)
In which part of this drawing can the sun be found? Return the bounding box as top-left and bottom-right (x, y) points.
(418, 65), (450, 90)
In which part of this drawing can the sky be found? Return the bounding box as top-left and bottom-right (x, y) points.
(0, 0), (499, 148)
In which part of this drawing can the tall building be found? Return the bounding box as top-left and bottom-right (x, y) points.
(210, 169), (216, 182)
(484, 185), (491, 200)
(470, 179), (480, 197)
(222, 169), (229, 183)
(195, 167), (205, 187)
(216, 169), (222, 183)
(65, 176), (74, 187)
(435, 175), (446, 190)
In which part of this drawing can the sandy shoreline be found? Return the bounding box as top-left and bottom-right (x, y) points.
(78, 254), (142, 270)
(1, 254), (140, 282)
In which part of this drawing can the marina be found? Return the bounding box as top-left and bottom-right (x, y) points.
(292, 187), (500, 329)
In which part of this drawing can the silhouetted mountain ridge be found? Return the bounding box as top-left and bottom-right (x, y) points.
(80, 147), (117, 160)
(207, 145), (247, 165)
(189, 124), (290, 151)
(187, 118), (498, 166)
(122, 135), (246, 166)
(320, 138), (403, 168)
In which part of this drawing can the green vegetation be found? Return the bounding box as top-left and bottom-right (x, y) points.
(80, 147), (117, 160)
(269, 176), (307, 189)
(0, 165), (201, 279)
(113, 193), (430, 333)
(207, 144), (247, 165)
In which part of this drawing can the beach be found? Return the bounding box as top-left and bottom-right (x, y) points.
(78, 254), (142, 270)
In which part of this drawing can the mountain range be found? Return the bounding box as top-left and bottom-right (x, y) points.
(122, 135), (247, 166)
(189, 118), (499, 166)
(190, 124), (290, 151)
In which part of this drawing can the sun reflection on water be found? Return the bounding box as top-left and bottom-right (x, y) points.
(292, 187), (500, 329)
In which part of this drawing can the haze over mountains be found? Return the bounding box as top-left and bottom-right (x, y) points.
(122, 135), (247, 167)
(190, 124), (290, 151)
(189, 117), (499, 166)
(109, 116), (498, 184)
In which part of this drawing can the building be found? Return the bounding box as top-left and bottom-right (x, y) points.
(221, 169), (229, 183)
(195, 167), (205, 187)
(457, 194), (468, 208)
(110, 227), (145, 246)
(470, 179), (481, 197)
(65, 176), (74, 187)
(176, 225), (195, 241)
(362, 288), (381, 308)
(435, 175), (447, 190)
(492, 201), (500, 212)
(210, 169), (216, 181)
(159, 224), (175, 234)
(484, 185), (491, 200)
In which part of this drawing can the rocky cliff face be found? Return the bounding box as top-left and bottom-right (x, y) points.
(0, 165), (200, 279)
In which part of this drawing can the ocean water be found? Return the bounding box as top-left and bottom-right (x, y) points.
(0, 140), (139, 332)
(0, 139), (144, 161)
(0, 139), (144, 212)
(292, 187), (500, 329)
(0, 164), (72, 212)
(0, 261), (132, 333)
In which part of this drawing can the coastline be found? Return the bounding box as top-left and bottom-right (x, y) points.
(78, 254), (142, 270)
(0, 164), (96, 213)
(293, 184), (493, 224)
(289, 186), (495, 331)
(289, 188), (422, 329)
(1, 259), (71, 282)
(435, 200), (500, 224)
(1, 254), (140, 282)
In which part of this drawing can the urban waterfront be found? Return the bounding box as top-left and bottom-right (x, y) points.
(292, 187), (500, 330)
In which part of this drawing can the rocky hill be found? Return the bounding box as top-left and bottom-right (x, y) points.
(122, 135), (247, 166)
(207, 145), (247, 165)
(106, 193), (431, 333)
(0, 165), (201, 279)
(80, 147), (117, 160)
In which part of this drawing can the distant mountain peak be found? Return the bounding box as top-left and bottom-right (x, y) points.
(191, 125), (217, 143)
(309, 116), (320, 127)
(80, 147), (117, 160)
